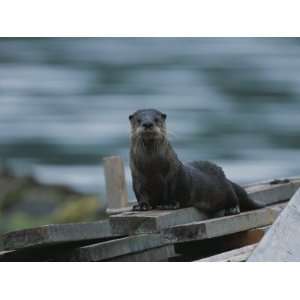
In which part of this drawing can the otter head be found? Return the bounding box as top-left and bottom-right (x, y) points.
(129, 109), (167, 143)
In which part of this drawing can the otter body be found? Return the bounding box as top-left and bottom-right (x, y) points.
(129, 109), (264, 214)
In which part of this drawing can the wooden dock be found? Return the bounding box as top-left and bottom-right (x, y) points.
(1, 156), (300, 262)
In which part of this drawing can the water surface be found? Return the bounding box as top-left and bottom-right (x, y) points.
(1, 38), (300, 201)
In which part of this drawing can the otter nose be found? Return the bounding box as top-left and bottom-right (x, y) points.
(142, 122), (154, 129)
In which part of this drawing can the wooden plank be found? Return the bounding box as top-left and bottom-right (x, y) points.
(106, 245), (176, 262)
(248, 188), (300, 261)
(69, 234), (166, 262)
(71, 205), (283, 262)
(246, 178), (300, 206)
(0, 220), (116, 251)
(103, 156), (129, 215)
(109, 178), (298, 235)
(244, 176), (300, 188)
(197, 244), (257, 262)
(110, 207), (211, 235)
(162, 204), (285, 243)
(0, 227), (265, 262)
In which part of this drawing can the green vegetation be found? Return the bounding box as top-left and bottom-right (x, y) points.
(0, 169), (107, 234)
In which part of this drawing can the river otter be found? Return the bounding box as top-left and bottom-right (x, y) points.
(129, 109), (264, 215)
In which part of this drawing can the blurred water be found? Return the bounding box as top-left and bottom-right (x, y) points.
(1, 38), (300, 200)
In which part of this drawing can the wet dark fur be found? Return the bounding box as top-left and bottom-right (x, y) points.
(129, 109), (264, 214)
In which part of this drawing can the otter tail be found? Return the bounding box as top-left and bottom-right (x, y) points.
(230, 181), (265, 211)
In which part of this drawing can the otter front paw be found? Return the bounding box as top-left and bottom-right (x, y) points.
(157, 202), (180, 210)
(132, 202), (152, 211)
(224, 206), (240, 216)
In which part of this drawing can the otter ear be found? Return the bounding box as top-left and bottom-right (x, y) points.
(161, 113), (167, 120)
(129, 114), (133, 121)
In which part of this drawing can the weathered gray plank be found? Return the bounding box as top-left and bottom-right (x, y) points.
(246, 178), (300, 206)
(248, 188), (300, 261)
(71, 205), (283, 262)
(198, 244), (257, 262)
(110, 207), (211, 235)
(0, 220), (115, 251)
(107, 245), (175, 262)
(244, 176), (300, 188)
(69, 234), (166, 262)
(162, 204), (285, 243)
(104, 156), (129, 215)
(110, 179), (298, 235)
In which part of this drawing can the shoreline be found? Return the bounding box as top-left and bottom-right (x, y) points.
(0, 167), (106, 235)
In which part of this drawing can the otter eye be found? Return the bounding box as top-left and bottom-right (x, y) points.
(137, 119), (142, 124)
(154, 118), (159, 123)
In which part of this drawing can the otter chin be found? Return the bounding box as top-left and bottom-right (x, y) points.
(141, 129), (161, 141)
(128, 108), (265, 213)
